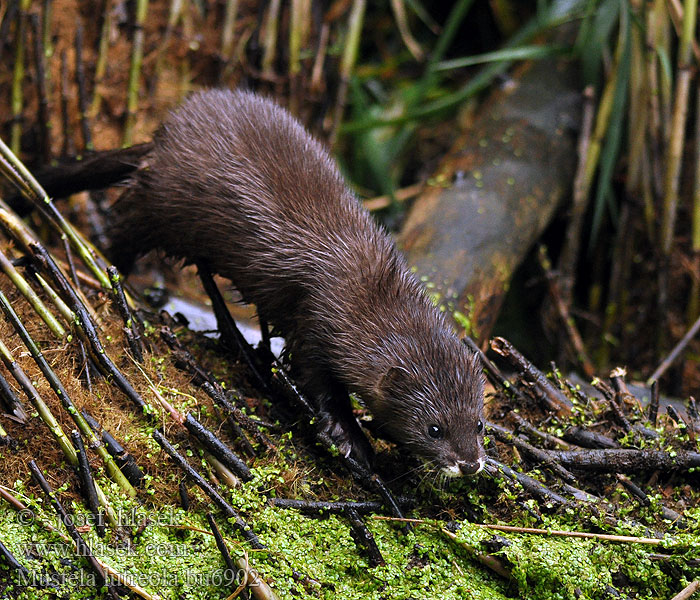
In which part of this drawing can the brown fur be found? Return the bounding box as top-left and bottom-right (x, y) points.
(110, 89), (485, 474)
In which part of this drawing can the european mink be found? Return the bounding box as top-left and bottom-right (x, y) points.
(110, 89), (485, 476)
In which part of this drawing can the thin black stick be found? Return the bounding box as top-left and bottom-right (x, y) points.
(491, 337), (572, 414)
(179, 480), (190, 510)
(152, 429), (264, 549)
(206, 512), (238, 575)
(0, 368), (28, 423)
(28, 460), (111, 595)
(81, 409), (145, 488)
(271, 497), (414, 515)
(648, 312), (700, 385)
(547, 448), (700, 473)
(462, 337), (530, 405)
(509, 412), (571, 450)
(258, 315), (271, 354)
(484, 458), (568, 507)
(649, 380), (660, 427)
(60, 50), (75, 157)
(30, 13), (51, 163)
(563, 426), (619, 449)
(74, 23), (92, 151)
(29, 242), (149, 413)
(70, 430), (105, 537)
(61, 235), (93, 392)
(0, 538), (28, 578)
(200, 381), (266, 454)
(107, 266), (144, 362)
(183, 413), (252, 481)
(160, 325), (261, 454)
(345, 507), (385, 567)
(688, 397), (699, 434)
(0, 1), (19, 63)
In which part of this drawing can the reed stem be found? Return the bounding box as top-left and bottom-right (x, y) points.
(123, 0), (148, 147)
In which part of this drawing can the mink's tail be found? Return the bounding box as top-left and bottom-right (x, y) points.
(7, 143), (153, 214)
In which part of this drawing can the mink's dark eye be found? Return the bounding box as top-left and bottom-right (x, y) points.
(477, 419), (484, 434)
(428, 424), (443, 439)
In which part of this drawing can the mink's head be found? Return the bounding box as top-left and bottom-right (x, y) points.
(373, 336), (485, 477)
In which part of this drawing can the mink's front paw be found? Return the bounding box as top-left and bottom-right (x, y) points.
(318, 409), (375, 468)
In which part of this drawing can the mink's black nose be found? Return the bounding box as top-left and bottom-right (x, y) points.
(459, 457), (485, 476)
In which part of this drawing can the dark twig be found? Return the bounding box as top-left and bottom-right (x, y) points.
(179, 480), (190, 510)
(258, 315), (271, 354)
(487, 422), (577, 484)
(688, 397), (699, 438)
(28, 460), (113, 597)
(0, 538), (28, 578)
(271, 497), (415, 515)
(484, 458), (568, 507)
(206, 512), (238, 577)
(60, 50), (75, 157)
(74, 23), (92, 151)
(107, 266), (144, 362)
(29, 242), (149, 414)
(648, 312), (700, 386)
(610, 367), (636, 405)
(547, 448), (700, 473)
(509, 412), (571, 450)
(591, 377), (615, 401)
(82, 409), (144, 488)
(30, 13), (51, 163)
(201, 381), (268, 454)
(152, 429), (264, 549)
(563, 426), (619, 449)
(608, 372), (633, 432)
(615, 473), (682, 523)
(345, 507), (385, 567)
(462, 337), (529, 405)
(616, 474), (649, 504)
(70, 430), (105, 537)
(61, 236), (94, 392)
(490, 337), (572, 414)
(0, 368), (28, 423)
(666, 405), (687, 430)
(183, 413), (252, 482)
(0, 1), (19, 63)
(538, 245), (595, 377)
(160, 326), (261, 454)
(649, 380), (660, 427)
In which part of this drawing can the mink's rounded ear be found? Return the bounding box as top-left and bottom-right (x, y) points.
(376, 365), (415, 398)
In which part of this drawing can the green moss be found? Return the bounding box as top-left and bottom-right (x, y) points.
(2, 464), (697, 600)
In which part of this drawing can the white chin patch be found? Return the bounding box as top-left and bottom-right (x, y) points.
(442, 457), (486, 477)
(441, 464), (462, 478)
